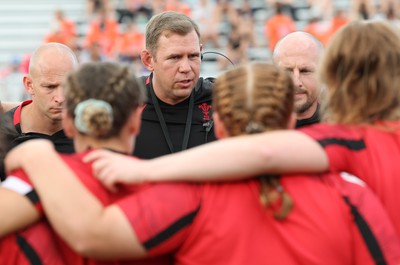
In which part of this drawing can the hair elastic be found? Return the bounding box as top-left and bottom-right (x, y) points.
(74, 99), (113, 134)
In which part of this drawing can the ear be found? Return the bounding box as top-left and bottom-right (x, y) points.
(213, 112), (229, 139)
(23, 75), (34, 95)
(62, 110), (76, 138)
(141, 49), (154, 72)
(287, 112), (297, 129)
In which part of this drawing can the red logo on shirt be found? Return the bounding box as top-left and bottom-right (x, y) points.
(198, 103), (212, 121)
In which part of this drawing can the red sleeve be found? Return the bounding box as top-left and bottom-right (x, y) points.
(300, 124), (360, 174)
(1, 169), (43, 214)
(116, 183), (202, 256)
(327, 173), (400, 264)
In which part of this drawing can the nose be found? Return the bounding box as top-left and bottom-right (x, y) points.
(179, 57), (191, 73)
(291, 69), (302, 88)
(54, 87), (65, 103)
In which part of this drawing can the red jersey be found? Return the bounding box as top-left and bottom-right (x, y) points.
(1, 151), (173, 265)
(116, 173), (400, 265)
(301, 122), (400, 237)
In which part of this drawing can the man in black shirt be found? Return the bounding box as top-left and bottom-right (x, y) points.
(273, 31), (323, 128)
(5, 43), (78, 156)
(134, 11), (216, 159)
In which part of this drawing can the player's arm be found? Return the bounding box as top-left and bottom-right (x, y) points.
(0, 179), (40, 237)
(85, 130), (329, 189)
(5, 139), (147, 259)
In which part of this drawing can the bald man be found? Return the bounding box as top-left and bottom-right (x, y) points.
(273, 31), (323, 128)
(4, 43), (78, 158)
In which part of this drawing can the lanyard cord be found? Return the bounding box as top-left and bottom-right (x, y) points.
(149, 81), (194, 153)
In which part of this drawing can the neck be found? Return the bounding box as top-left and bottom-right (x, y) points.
(73, 135), (134, 154)
(297, 103), (318, 121)
(74, 137), (131, 154)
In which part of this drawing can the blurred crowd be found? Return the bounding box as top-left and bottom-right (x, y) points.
(1, 0), (400, 102)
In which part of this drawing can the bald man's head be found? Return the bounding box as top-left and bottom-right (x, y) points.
(29, 42), (78, 75)
(23, 43), (79, 131)
(272, 31), (323, 121)
(273, 31), (323, 63)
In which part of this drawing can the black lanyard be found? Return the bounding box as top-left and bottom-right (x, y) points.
(149, 81), (194, 153)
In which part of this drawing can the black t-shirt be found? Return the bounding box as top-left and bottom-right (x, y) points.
(1, 102), (74, 181)
(296, 104), (320, 129)
(5, 101), (74, 154)
(133, 75), (217, 159)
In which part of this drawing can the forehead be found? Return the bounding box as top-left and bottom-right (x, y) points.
(276, 47), (319, 68)
(34, 60), (74, 84)
(156, 30), (200, 55)
(275, 37), (320, 66)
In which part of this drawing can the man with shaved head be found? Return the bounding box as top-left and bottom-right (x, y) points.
(4, 43), (78, 157)
(273, 31), (323, 128)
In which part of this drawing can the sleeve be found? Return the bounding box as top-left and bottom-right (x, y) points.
(300, 125), (363, 174)
(334, 173), (400, 264)
(1, 169), (43, 215)
(116, 183), (202, 256)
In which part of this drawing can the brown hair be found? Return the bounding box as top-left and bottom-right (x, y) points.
(64, 62), (146, 139)
(213, 62), (294, 219)
(320, 21), (400, 124)
(145, 11), (200, 56)
(213, 62), (294, 136)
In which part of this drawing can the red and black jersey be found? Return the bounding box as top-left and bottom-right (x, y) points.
(5, 100), (74, 154)
(116, 173), (400, 265)
(0, 222), (66, 265)
(133, 75), (216, 159)
(1, 151), (173, 265)
(300, 122), (400, 237)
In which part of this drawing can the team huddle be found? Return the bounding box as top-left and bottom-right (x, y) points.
(0, 11), (400, 265)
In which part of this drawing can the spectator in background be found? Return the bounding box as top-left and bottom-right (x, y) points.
(323, 9), (349, 44)
(237, 0), (258, 48)
(266, 0), (297, 20)
(213, 0), (240, 31)
(163, 0), (191, 17)
(191, 0), (220, 48)
(307, 0), (333, 21)
(44, 9), (77, 50)
(84, 7), (119, 60)
(79, 41), (107, 63)
(265, 2), (296, 52)
(218, 24), (247, 70)
(0, 56), (29, 103)
(303, 17), (329, 44)
(86, 0), (112, 19)
(116, 0), (153, 24)
(115, 19), (145, 74)
(351, 0), (375, 20)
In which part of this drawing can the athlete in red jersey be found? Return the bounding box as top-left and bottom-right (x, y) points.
(81, 21), (400, 240)
(0, 63), (172, 265)
(4, 63), (400, 264)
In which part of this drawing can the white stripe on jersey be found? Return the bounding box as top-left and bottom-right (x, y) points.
(0, 176), (33, 195)
(340, 172), (366, 187)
